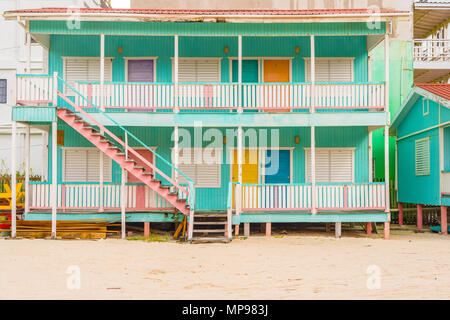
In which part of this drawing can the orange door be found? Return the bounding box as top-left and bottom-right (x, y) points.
(263, 60), (290, 83)
(263, 60), (290, 111)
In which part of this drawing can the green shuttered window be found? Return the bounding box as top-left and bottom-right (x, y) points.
(415, 137), (430, 176)
(0, 79), (7, 104)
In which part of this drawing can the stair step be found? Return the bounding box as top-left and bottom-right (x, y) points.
(190, 237), (230, 242)
(194, 213), (227, 218)
(194, 221), (227, 225)
(125, 159), (138, 164)
(142, 172), (154, 176)
(159, 185), (171, 189)
(134, 166), (145, 171)
(193, 229), (226, 233)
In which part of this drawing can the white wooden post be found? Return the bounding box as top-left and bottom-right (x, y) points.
(310, 35), (315, 113)
(99, 152), (104, 212)
(174, 126), (179, 183)
(41, 131), (47, 180)
(11, 122), (17, 238)
(26, 32), (31, 73)
(121, 168), (126, 239)
(238, 35), (243, 113)
(385, 33), (390, 214)
(100, 34), (105, 111)
(51, 121), (57, 239)
(24, 123), (30, 214)
(237, 126), (243, 215)
(311, 126), (317, 214)
(368, 129), (373, 182)
(174, 35), (179, 113)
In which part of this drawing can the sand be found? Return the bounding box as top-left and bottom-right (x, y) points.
(0, 228), (449, 300)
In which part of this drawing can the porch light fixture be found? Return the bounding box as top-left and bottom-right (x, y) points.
(295, 46), (300, 55)
(118, 46), (123, 55)
(295, 136), (300, 144)
(224, 46), (229, 55)
(223, 136), (227, 145)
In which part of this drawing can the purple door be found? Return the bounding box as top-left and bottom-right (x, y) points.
(127, 60), (154, 82)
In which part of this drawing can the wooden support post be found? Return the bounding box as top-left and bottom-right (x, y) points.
(26, 32), (31, 73)
(11, 122), (17, 238)
(238, 35), (243, 113)
(366, 222), (372, 235)
(325, 223), (331, 233)
(174, 35), (179, 113)
(384, 222), (390, 240)
(235, 225), (240, 236)
(99, 151), (104, 212)
(265, 222), (271, 237)
(335, 222), (342, 239)
(244, 223), (250, 237)
(174, 126), (179, 183)
(100, 34), (105, 111)
(144, 222), (150, 238)
(311, 126), (317, 214)
(310, 35), (315, 114)
(441, 206), (448, 235)
(417, 204), (423, 230)
(24, 123), (30, 214)
(121, 168), (126, 239)
(237, 126), (243, 215)
(51, 121), (57, 239)
(398, 202), (404, 226)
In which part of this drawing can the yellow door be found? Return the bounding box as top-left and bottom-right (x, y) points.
(232, 150), (259, 208)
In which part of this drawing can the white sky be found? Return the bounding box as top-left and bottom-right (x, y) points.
(110, 0), (130, 8)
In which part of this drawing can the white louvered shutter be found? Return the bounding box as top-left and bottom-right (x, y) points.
(415, 138), (430, 176)
(86, 150), (112, 182)
(329, 59), (353, 82)
(64, 58), (112, 94)
(330, 149), (353, 182)
(178, 59), (220, 83)
(64, 149), (87, 182)
(305, 148), (353, 183)
(305, 59), (353, 82)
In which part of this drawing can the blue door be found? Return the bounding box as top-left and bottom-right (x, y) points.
(265, 150), (290, 183)
(232, 60), (259, 83)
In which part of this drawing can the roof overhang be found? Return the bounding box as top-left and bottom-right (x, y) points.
(390, 85), (450, 135)
(3, 8), (410, 24)
(413, 2), (450, 38)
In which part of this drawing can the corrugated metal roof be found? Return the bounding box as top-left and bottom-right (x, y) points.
(6, 7), (409, 16)
(415, 83), (450, 100)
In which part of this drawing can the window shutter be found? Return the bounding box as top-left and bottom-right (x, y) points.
(64, 58), (112, 95)
(305, 59), (353, 82)
(178, 59), (220, 83)
(64, 149), (111, 182)
(330, 149), (353, 182)
(305, 148), (353, 183)
(0, 79), (7, 104)
(415, 138), (430, 176)
(64, 149), (87, 182)
(329, 59), (353, 82)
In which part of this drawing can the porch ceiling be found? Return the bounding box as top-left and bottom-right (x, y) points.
(86, 112), (387, 128)
(414, 6), (450, 38)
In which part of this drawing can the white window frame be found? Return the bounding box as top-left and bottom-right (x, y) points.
(304, 57), (355, 82)
(304, 147), (356, 183)
(171, 57), (222, 83)
(423, 98), (429, 116)
(415, 137), (431, 176)
(172, 147), (222, 188)
(62, 147), (112, 183)
(62, 56), (114, 94)
(124, 57), (158, 82)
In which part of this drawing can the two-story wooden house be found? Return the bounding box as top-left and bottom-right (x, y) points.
(4, 8), (408, 241)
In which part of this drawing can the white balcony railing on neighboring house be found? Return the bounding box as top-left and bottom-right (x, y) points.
(16, 74), (55, 106)
(414, 39), (450, 64)
(441, 172), (450, 196)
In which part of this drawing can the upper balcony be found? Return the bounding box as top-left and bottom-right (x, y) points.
(414, 39), (450, 83)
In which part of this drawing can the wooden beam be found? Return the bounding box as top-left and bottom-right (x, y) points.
(11, 122), (17, 238)
(335, 222), (342, 238)
(441, 206), (447, 235)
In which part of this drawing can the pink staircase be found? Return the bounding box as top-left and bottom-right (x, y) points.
(57, 92), (191, 216)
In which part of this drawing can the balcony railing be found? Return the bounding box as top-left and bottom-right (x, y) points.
(28, 182), (188, 211)
(414, 39), (450, 63)
(236, 182), (386, 212)
(15, 74), (386, 112)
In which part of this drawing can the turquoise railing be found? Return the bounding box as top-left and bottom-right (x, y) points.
(57, 76), (195, 210)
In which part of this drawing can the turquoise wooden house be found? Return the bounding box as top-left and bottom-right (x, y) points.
(390, 83), (449, 235)
(4, 8), (404, 241)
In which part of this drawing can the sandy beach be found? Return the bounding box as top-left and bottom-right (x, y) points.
(0, 228), (449, 300)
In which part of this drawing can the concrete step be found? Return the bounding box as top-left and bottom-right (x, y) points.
(193, 229), (226, 233)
